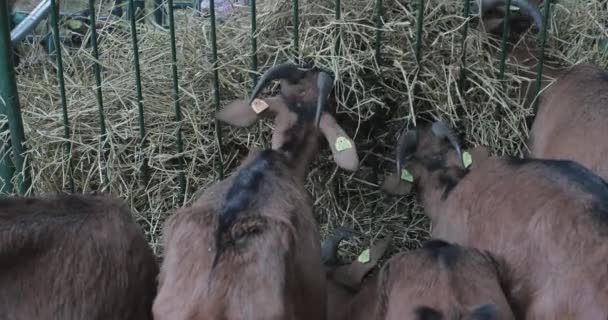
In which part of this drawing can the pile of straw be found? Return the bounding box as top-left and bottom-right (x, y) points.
(12, 0), (608, 257)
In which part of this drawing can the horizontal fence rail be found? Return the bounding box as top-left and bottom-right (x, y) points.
(0, 0), (555, 198)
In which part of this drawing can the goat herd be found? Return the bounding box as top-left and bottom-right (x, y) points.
(1, 0), (607, 319)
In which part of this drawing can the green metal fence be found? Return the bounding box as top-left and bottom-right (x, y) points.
(0, 0), (553, 197)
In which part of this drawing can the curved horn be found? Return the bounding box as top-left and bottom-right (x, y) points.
(478, 0), (543, 30)
(315, 72), (334, 128)
(431, 121), (464, 168)
(396, 129), (419, 175)
(248, 63), (304, 105)
(321, 227), (356, 266)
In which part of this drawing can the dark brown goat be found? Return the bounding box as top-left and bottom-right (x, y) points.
(153, 63), (359, 320)
(382, 121), (608, 319)
(0, 193), (158, 319)
(325, 237), (514, 320)
(475, 0), (608, 181)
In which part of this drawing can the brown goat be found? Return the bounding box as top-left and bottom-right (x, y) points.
(153, 62), (359, 320)
(326, 237), (515, 320)
(0, 192), (159, 319)
(382, 121), (608, 319)
(475, 0), (608, 181)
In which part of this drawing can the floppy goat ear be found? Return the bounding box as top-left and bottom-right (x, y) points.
(381, 128), (418, 195)
(215, 96), (284, 127)
(331, 234), (392, 291)
(319, 113), (359, 172)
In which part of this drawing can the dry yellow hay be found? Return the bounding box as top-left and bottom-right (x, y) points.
(9, 0), (608, 258)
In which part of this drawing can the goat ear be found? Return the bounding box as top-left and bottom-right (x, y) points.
(319, 113), (359, 172)
(332, 234), (392, 291)
(381, 172), (413, 195)
(216, 97), (284, 127)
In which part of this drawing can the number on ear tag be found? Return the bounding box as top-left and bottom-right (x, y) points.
(251, 98), (269, 114)
(335, 136), (353, 152)
(401, 169), (414, 183)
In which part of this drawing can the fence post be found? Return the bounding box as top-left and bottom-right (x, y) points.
(209, 0), (224, 181)
(458, 0), (472, 93)
(250, 0), (258, 88)
(167, 0), (187, 200)
(292, 0), (299, 58)
(533, 0), (552, 114)
(0, 1), (31, 196)
(87, 0), (110, 189)
(374, 0), (383, 65)
(127, 0), (150, 186)
(334, 0), (341, 53)
(415, 0), (424, 64)
(50, 0), (75, 193)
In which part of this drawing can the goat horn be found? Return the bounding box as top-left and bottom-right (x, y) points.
(315, 71), (334, 128)
(478, 0), (543, 31)
(396, 128), (419, 175)
(248, 63), (304, 106)
(431, 121), (464, 168)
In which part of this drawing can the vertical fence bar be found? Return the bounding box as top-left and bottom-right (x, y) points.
(250, 0), (258, 88)
(497, 0), (513, 80)
(0, 2), (17, 194)
(374, 0), (383, 65)
(495, 0), (513, 115)
(128, 0), (149, 186)
(334, 0), (341, 53)
(533, 0), (551, 114)
(335, 0), (340, 19)
(167, 0), (187, 197)
(209, 0), (224, 180)
(154, 0), (164, 26)
(292, 0), (299, 58)
(0, 4), (31, 195)
(458, 0), (471, 93)
(50, 0), (75, 193)
(88, 0), (109, 188)
(415, 0), (425, 64)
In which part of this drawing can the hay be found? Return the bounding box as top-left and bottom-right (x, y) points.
(11, 0), (608, 257)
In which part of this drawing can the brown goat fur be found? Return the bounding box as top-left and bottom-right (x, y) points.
(0, 193), (159, 320)
(476, 0), (608, 181)
(383, 122), (608, 319)
(528, 64), (608, 181)
(329, 239), (514, 320)
(153, 63), (359, 320)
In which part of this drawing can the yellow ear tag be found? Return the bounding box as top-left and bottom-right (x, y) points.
(335, 136), (353, 152)
(509, 5), (521, 11)
(357, 248), (371, 264)
(66, 19), (83, 30)
(462, 151), (473, 168)
(251, 98), (269, 114)
(401, 169), (414, 183)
